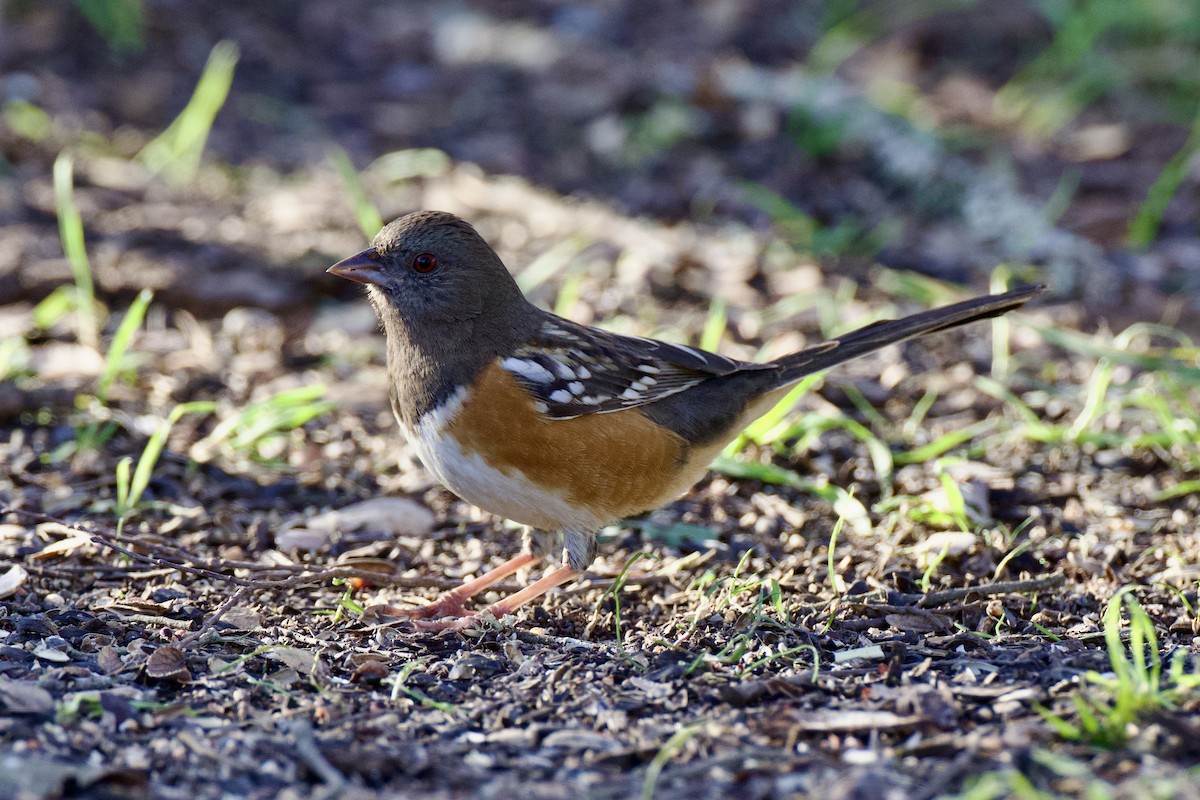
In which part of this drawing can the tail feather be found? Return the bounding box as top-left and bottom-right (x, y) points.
(776, 284), (1045, 383)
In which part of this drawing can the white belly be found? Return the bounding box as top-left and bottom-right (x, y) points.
(401, 389), (606, 532)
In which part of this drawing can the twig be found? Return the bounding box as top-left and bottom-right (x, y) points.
(7, 506), (261, 586)
(560, 571), (674, 597)
(917, 572), (1065, 607)
(287, 719), (346, 798)
(513, 628), (616, 653)
(4, 505), (506, 592)
(177, 585), (253, 649)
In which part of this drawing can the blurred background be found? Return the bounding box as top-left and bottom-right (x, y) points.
(3, 0), (1199, 327)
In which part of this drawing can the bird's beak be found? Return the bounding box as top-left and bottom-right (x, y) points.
(327, 247), (385, 285)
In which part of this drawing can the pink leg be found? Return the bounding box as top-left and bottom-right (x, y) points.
(413, 565), (580, 631)
(368, 552), (541, 620)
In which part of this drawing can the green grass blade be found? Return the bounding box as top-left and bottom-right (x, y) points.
(516, 235), (590, 294)
(125, 400), (217, 514)
(136, 40), (239, 182)
(711, 454), (870, 533)
(53, 152), (98, 350)
(4, 99), (54, 143)
(73, 0), (144, 55)
(368, 148), (452, 183)
(114, 456), (132, 517)
(641, 725), (697, 800)
(841, 383), (889, 433)
(730, 374), (821, 451)
(699, 298), (727, 353)
(552, 264), (586, 317)
(1033, 324), (1200, 382)
(893, 419), (996, 465)
(902, 387), (937, 441)
(1066, 358), (1113, 441)
(711, 454), (812, 489)
(827, 496), (847, 598)
(97, 288), (153, 405)
(32, 285), (81, 331)
(606, 552), (652, 650)
(192, 386), (334, 463)
(1128, 106), (1200, 248)
(329, 146), (384, 238)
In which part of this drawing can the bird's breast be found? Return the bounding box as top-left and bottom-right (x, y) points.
(401, 361), (691, 531)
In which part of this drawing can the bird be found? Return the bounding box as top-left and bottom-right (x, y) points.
(328, 210), (1043, 630)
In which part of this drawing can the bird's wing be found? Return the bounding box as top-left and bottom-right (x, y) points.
(499, 315), (772, 419)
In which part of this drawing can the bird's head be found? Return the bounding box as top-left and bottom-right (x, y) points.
(329, 210), (529, 328)
(329, 211), (538, 409)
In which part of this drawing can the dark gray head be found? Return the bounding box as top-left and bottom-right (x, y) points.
(329, 211), (540, 423)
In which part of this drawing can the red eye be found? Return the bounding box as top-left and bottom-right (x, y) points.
(412, 253), (438, 273)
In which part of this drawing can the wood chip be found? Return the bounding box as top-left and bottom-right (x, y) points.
(0, 564), (27, 598)
(792, 710), (926, 733)
(0, 680), (55, 714)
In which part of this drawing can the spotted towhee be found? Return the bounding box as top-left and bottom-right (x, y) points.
(329, 211), (1044, 629)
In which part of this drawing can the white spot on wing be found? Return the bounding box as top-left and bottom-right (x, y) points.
(576, 366), (591, 379)
(568, 381), (584, 395)
(620, 387), (641, 400)
(638, 363), (662, 374)
(502, 357), (555, 384)
(550, 389), (572, 404)
(555, 362), (576, 379)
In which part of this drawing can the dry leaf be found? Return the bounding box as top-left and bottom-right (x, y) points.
(350, 657), (390, 683)
(145, 646), (191, 682)
(307, 497), (436, 537)
(220, 606), (264, 631)
(885, 611), (952, 633)
(104, 599), (174, 616)
(97, 646), (125, 675)
(267, 646), (320, 675)
(628, 676), (672, 698)
(540, 729), (622, 752)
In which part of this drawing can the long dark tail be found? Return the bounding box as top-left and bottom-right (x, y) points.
(776, 284), (1045, 383)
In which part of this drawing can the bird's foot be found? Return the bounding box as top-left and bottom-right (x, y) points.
(408, 611), (499, 632)
(362, 552), (543, 625)
(363, 565), (581, 632)
(362, 592), (469, 622)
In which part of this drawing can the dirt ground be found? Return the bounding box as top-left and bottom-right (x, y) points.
(2, 2), (1200, 799)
